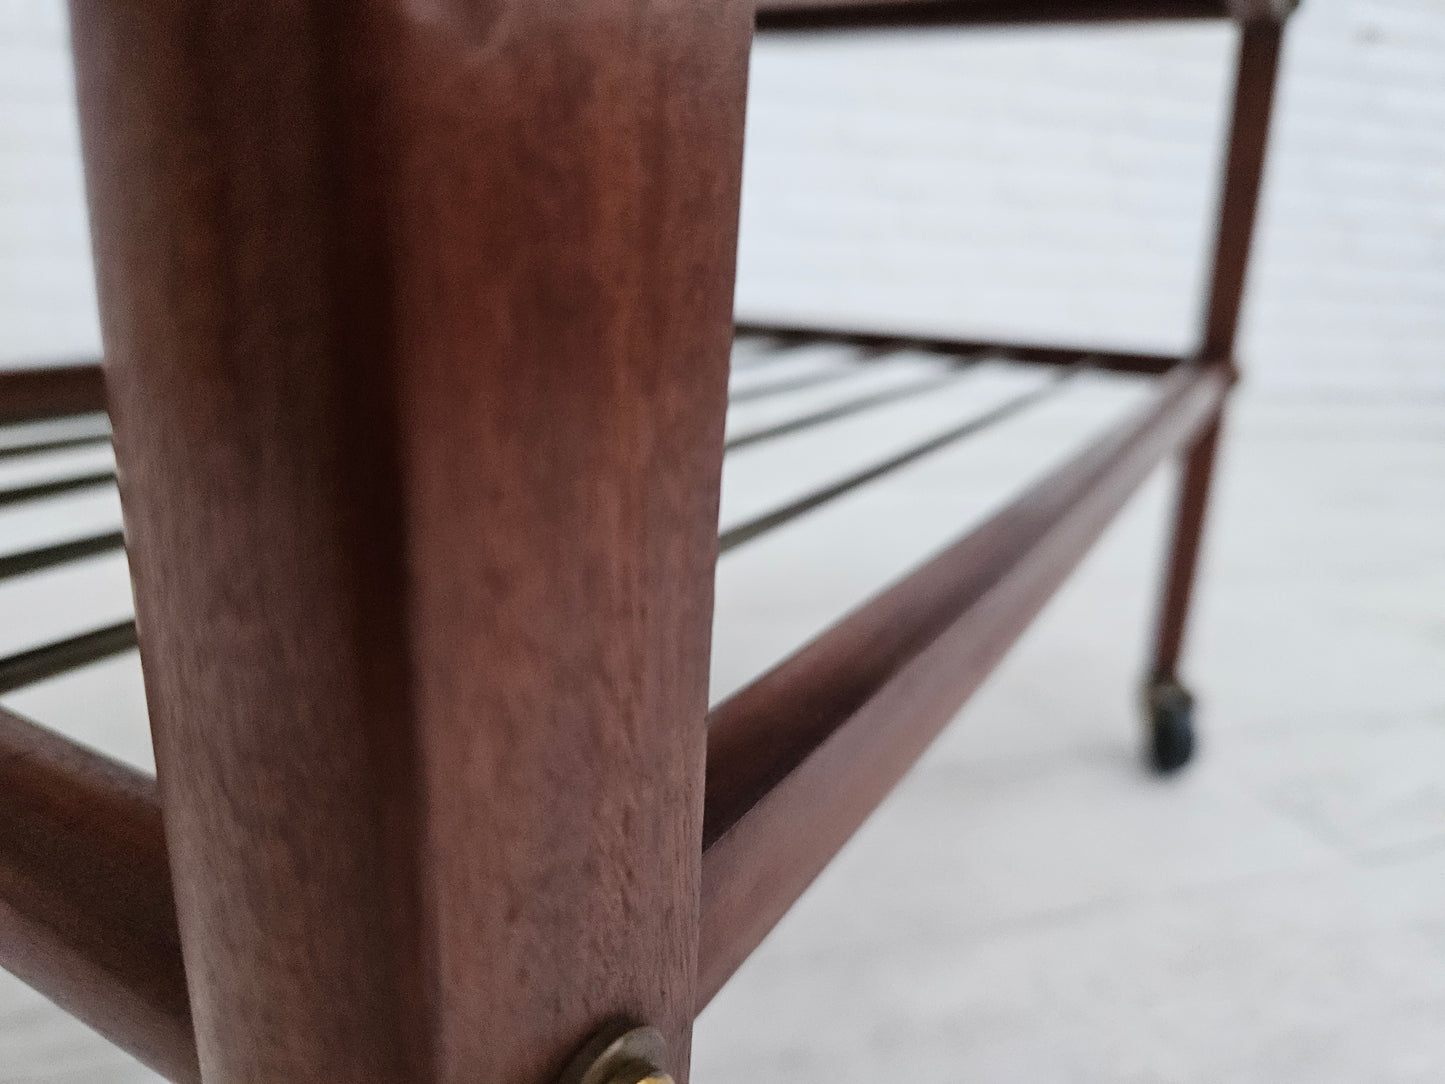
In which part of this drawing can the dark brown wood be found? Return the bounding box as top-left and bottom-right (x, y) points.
(0, 531), (126, 583)
(1199, 20), (1284, 362)
(698, 363), (1229, 1007)
(69, 2), (751, 1082)
(1150, 21), (1282, 682)
(756, 0), (1229, 31)
(0, 470), (116, 508)
(0, 621), (139, 696)
(0, 432), (111, 461)
(735, 321), (1182, 377)
(720, 371), (1071, 553)
(0, 364), (106, 426)
(729, 365), (860, 404)
(0, 706), (196, 1082)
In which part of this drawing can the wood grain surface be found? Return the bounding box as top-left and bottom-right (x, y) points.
(69, 1), (752, 1081)
(0, 365), (105, 426)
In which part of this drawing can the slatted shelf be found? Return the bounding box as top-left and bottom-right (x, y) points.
(0, 341), (1219, 1083)
(727, 369), (959, 451)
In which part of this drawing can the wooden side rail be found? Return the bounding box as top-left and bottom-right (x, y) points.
(755, 0), (1297, 30)
(735, 323), (1183, 377)
(0, 707), (195, 1083)
(0, 364), (106, 426)
(698, 361), (1227, 1005)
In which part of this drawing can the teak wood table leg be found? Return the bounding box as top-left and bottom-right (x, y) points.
(1146, 19), (1283, 770)
(69, 2), (752, 1081)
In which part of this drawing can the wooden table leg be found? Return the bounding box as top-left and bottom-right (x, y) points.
(1147, 19), (1283, 769)
(69, 3), (752, 1080)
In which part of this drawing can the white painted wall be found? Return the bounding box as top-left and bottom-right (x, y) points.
(0, 0), (98, 366)
(1, 0), (1442, 389)
(736, 0), (1445, 391)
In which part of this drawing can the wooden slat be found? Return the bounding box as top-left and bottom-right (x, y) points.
(1151, 23), (1281, 685)
(69, 1), (751, 1081)
(0, 433), (111, 462)
(1199, 20), (1283, 365)
(697, 362), (1228, 1007)
(0, 622), (138, 696)
(735, 321), (1182, 376)
(719, 371), (1071, 553)
(0, 366), (107, 426)
(0, 707), (196, 1082)
(725, 370), (957, 451)
(755, 0), (1234, 32)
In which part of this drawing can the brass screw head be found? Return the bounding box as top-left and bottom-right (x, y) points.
(559, 1023), (674, 1084)
(617, 1068), (675, 1084)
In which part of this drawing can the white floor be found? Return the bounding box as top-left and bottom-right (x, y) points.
(2, 359), (1444, 1082)
(695, 380), (1445, 1083)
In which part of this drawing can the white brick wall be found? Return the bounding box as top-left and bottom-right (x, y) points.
(0, 0), (98, 366)
(736, 0), (1445, 391)
(1, 0), (1441, 389)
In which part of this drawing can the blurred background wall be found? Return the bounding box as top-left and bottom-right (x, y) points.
(3, 0), (1445, 388)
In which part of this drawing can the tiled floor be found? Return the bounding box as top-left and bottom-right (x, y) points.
(2, 359), (1443, 1081)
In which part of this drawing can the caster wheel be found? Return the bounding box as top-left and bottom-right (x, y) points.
(1145, 677), (1195, 774)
